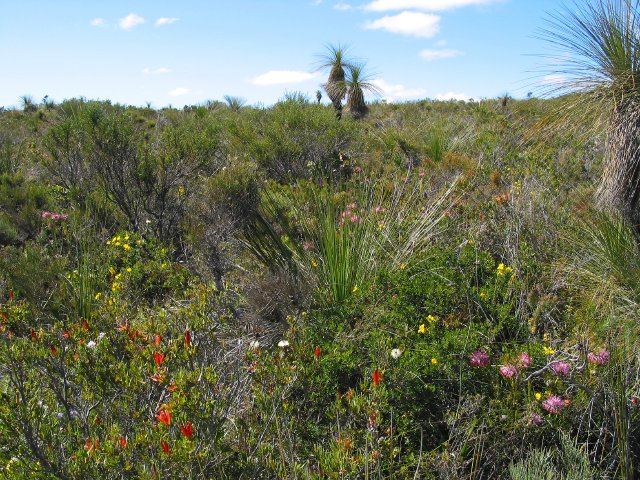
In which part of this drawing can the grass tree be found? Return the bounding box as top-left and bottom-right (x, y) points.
(343, 63), (382, 119)
(317, 44), (352, 117)
(541, 0), (640, 229)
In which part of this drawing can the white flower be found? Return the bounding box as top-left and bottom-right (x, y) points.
(249, 340), (260, 350)
(86, 340), (97, 349)
(391, 348), (402, 359)
(277, 340), (290, 348)
(97, 332), (106, 342)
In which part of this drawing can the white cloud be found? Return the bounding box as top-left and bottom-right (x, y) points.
(364, 11), (440, 38)
(372, 79), (427, 101)
(542, 74), (567, 85)
(90, 18), (106, 27)
(334, 2), (352, 10)
(311, 0), (323, 4)
(169, 87), (190, 97)
(119, 13), (145, 30)
(435, 91), (472, 101)
(143, 67), (172, 75)
(419, 48), (463, 60)
(365, 0), (503, 11)
(251, 70), (319, 86)
(156, 17), (179, 26)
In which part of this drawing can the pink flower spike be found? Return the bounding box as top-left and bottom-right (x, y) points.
(550, 361), (571, 376)
(499, 364), (518, 379)
(519, 352), (532, 368)
(469, 350), (490, 368)
(542, 395), (565, 414)
(587, 349), (610, 365)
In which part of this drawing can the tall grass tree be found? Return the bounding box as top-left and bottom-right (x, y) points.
(317, 44), (352, 117)
(540, 0), (640, 229)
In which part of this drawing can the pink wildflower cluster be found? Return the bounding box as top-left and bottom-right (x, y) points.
(529, 412), (544, 426)
(549, 361), (571, 377)
(587, 349), (610, 365)
(469, 350), (490, 367)
(339, 203), (361, 225)
(518, 352), (532, 368)
(373, 206), (386, 214)
(42, 211), (69, 221)
(499, 364), (518, 379)
(542, 395), (567, 414)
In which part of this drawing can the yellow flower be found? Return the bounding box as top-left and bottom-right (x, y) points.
(115, 273), (121, 280)
(431, 357), (438, 365)
(126, 267), (132, 273)
(311, 260), (318, 268)
(535, 392), (542, 401)
(108, 267), (116, 275)
(123, 244), (131, 251)
(136, 239), (142, 245)
(426, 314), (437, 325)
(94, 293), (102, 300)
(114, 241), (121, 247)
(496, 263), (513, 277)
(352, 285), (359, 293)
(418, 324), (426, 334)
(124, 234), (129, 241)
(399, 263), (406, 270)
(479, 292), (487, 299)
(161, 263), (167, 269)
(543, 346), (555, 355)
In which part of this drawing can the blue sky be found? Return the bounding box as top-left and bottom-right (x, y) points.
(0, 0), (568, 108)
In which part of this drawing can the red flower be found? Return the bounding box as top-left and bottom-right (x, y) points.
(314, 346), (321, 360)
(160, 440), (170, 455)
(81, 319), (89, 331)
(184, 330), (191, 348)
(84, 437), (100, 455)
(156, 409), (171, 426)
(29, 328), (37, 342)
(8, 290), (14, 302)
(154, 351), (165, 366)
(372, 369), (382, 387)
(62, 331), (71, 339)
(154, 334), (162, 347)
(118, 436), (127, 449)
(181, 421), (194, 439)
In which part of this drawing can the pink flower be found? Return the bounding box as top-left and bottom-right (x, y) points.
(499, 364), (518, 379)
(519, 352), (532, 368)
(542, 395), (565, 414)
(529, 412), (544, 426)
(550, 361), (571, 376)
(373, 206), (386, 214)
(41, 211), (52, 219)
(587, 349), (610, 365)
(302, 242), (314, 251)
(469, 350), (490, 367)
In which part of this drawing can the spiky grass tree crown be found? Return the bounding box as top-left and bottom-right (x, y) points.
(317, 44), (353, 109)
(540, 0), (640, 228)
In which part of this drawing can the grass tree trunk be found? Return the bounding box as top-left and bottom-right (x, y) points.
(598, 101), (640, 229)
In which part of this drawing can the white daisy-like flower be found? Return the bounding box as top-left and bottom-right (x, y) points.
(277, 340), (290, 348)
(249, 340), (260, 350)
(86, 340), (97, 349)
(391, 348), (402, 359)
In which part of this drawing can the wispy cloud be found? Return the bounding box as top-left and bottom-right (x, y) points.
(311, 0), (323, 5)
(364, 11), (440, 38)
(419, 48), (463, 60)
(119, 13), (145, 30)
(143, 67), (172, 75)
(334, 2), (352, 10)
(372, 79), (426, 101)
(251, 70), (319, 86)
(90, 18), (106, 27)
(168, 87), (190, 97)
(435, 91), (472, 101)
(156, 17), (179, 26)
(365, 0), (503, 11)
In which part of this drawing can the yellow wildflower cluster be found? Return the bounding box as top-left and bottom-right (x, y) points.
(496, 263), (514, 277)
(543, 346), (555, 355)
